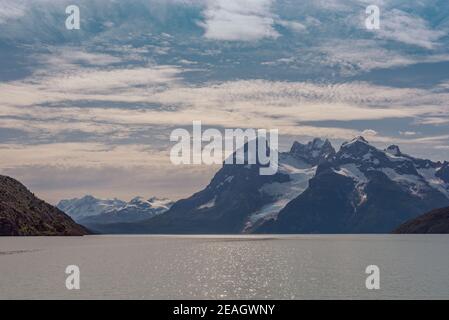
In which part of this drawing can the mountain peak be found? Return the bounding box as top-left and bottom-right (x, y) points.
(311, 138), (326, 148)
(291, 138), (331, 151)
(385, 145), (402, 156)
(343, 136), (369, 147)
(225, 137), (271, 166)
(340, 136), (374, 152)
(337, 136), (381, 163)
(79, 195), (98, 202)
(289, 138), (335, 165)
(130, 196), (145, 203)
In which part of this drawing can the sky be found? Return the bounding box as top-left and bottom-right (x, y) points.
(0, 0), (448, 203)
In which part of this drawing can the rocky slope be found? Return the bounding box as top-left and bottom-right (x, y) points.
(394, 206), (449, 234)
(0, 175), (89, 236)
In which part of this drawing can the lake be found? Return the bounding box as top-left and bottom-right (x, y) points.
(1, 235), (448, 299)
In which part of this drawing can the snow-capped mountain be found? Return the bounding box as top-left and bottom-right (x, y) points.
(242, 141), (330, 232)
(97, 138), (335, 234)
(256, 137), (449, 233)
(79, 137), (449, 234)
(57, 196), (173, 227)
(57, 196), (127, 220)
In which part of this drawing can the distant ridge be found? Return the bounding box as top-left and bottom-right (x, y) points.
(57, 195), (173, 233)
(0, 175), (89, 236)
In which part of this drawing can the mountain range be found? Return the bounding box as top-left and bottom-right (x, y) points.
(87, 137), (449, 234)
(0, 175), (88, 236)
(3, 136), (448, 235)
(57, 196), (173, 233)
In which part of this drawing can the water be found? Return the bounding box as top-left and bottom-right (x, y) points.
(0, 235), (448, 300)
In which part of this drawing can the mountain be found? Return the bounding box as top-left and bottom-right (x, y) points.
(97, 138), (334, 234)
(256, 137), (449, 233)
(289, 138), (336, 165)
(57, 195), (173, 232)
(394, 206), (449, 234)
(57, 195), (127, 221)
(76, 136), (449, 235)
(0, 175), (89, 236)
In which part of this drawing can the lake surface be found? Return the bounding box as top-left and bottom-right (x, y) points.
(1, 235), (449, 299)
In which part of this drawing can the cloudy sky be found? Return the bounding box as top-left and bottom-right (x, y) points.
(0, 0), (448, 203)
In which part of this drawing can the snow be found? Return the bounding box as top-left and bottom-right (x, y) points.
(418, 167), (449, 199)
(333, 164), (368, 206)
(59, 195), (173, 220)
(148, 197), (173, 210)
(381, 168), (421, 185)
(333, 164), (368, 184)
(384, 152), (408, 162)
(198, 197), (216, 210)
(342, 136), (368, 147)
(244, 154), (317, 229)
(381, 168), (427, 198)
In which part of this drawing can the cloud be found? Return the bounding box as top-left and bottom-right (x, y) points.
(0, 142), (170, 168)
(40, 48), (123, 67)
(199, 0), (279, 41)
(320, 39), (449, 74)
(276, 19), (306, 32)
(0, 65), (183, 108)
(1, 62), (448, 148)
(0, 1), (26, 24)
(362, 129), (378, 136)
(0, 140), (208, 202)
(0, 142), (219, 204)
(399, 131), (418, 136)
(376, 9), (446, 49)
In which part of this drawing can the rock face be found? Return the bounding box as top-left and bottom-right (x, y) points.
(0, 175), (89, 236)
(256, 137), (449, 234)
(289, 138), (335, 165)
(436, 162), (449, 183)
(394, 206), (449, 234)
